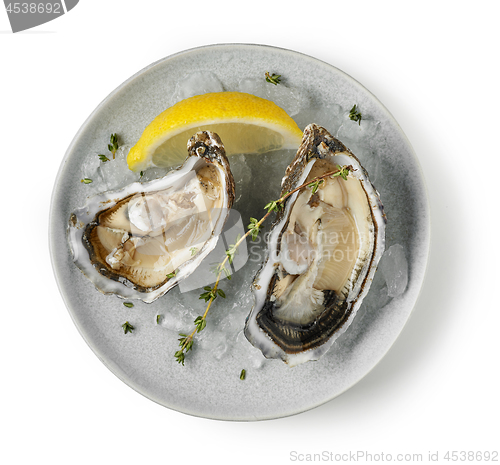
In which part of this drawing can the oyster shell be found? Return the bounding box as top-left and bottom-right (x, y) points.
(68, 131), (235, 303)
(244, 124), (386, 366)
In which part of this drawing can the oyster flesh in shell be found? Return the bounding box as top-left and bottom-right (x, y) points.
(244, 124), (386, 366)
(68, 131), (235, 303)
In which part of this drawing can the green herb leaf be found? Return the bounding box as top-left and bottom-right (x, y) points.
(240, 369), (246, 380)
(212, 262), (232, 280)
(264, 200), (283, 214)
(98, 154), (109, 162)
(308, 179), (324, 194)
(264, 201), (275, 212)
(217, 288), (226, 298)
(190, 246), (198, 256)
(225, 235), (240, 264)
(156, 314), (162, 324)
(339, 165), (350, 180)
(199, 285), (218, 303)
(221, 264), (232, 280)
(122, 321), (134, 334)
(247, 217), (261, 241)
(194, 316), (207, 333)
(166, 270), (177, 279)
(348, 105), (362, 125)
(123, 302), (134, 308)
(174, 350), (185, 365)
(108, 133), (119, 159)
(81, 178), (93, 184)
(265, 72), (281, 85)
(330, 164), (352, 181)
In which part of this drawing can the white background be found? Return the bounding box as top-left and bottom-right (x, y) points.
(1, 1), (499, 464)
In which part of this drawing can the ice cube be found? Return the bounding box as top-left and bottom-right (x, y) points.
(81, 153), (100, 178)
(199, 330), (229, 360)
(213, 340), (229, 360)
(237, 78), (308, 116)
(80, 153), (104, 189)
(171, 71), (224, 104)
(379, 244), (408, 297)
(228, 153), (252, 204)
(159, 301), (197, 332)
(363, 268), (390, 311)
(294, 103), (343, 132)
(373, 284), (391, 309)
(359, 148), (381, 184)
(99, 145), (140, 190)
(139, 166), (170, 183)
(159, 312), (185, 332)
(219, 310), (246, 340)
(336, 116), (380, 142)
(236, 330), (265, 369)
(338, 137), (372, 163)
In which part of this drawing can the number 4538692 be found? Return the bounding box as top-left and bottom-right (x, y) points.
(5, 3), (61, 14)
(444, 451), (498, 461)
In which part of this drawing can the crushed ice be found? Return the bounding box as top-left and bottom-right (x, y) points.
(78, 71), (408, 366)
(378, 244), (408, 298)
(237, 77), (308, 116)
(170, 71), (224, 104)
(81, 145), (140, 192)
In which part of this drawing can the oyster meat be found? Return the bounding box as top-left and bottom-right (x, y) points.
(244, 124), (386, 366)
(68, 131), (235, 303)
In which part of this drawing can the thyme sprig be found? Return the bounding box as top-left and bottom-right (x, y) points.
(265, 72), (281, 85)
(349, 105), (362, 125)
(108, 133), (119, 159)
(174, 164), (354, 365)
(175, 334), (193, 365)
(98, 134), (119, 162)
(122, 321), (134, 334)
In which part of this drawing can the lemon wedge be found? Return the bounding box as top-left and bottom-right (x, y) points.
(126, 92), (303, 172)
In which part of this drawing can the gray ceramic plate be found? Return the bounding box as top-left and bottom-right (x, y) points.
(49, 44), (430, 421)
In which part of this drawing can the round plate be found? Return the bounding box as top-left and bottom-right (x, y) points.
(49, 44), (430, 420)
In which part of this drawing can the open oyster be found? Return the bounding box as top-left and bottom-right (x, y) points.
(244, 124), (386, 366)
(68, 131), (235, 303)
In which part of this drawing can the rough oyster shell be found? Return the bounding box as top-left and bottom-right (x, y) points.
(244, 124), (386, 366)
(68, 131), (235, 303)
